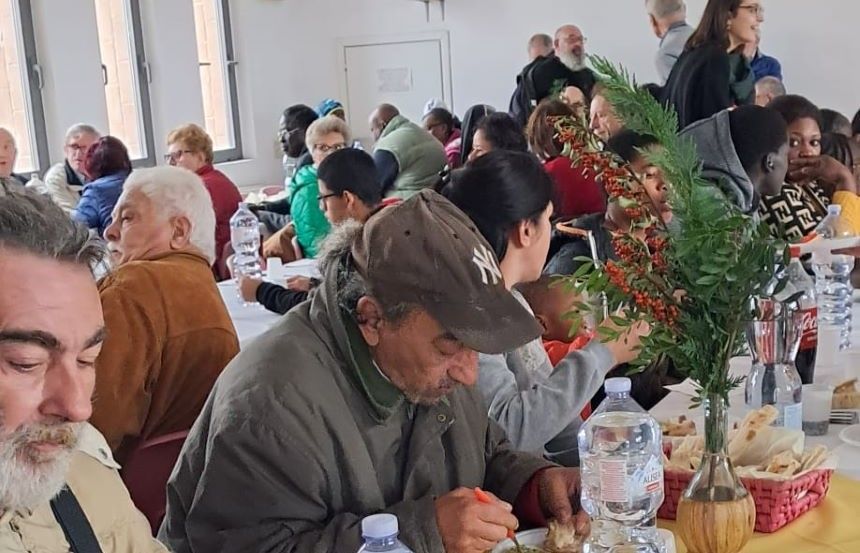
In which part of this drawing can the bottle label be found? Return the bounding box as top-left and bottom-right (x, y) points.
(598, 460), (629, 503)
(799, 308), (818, 350)
(783, 402), (803, 430)
(598, 456), (663, 504)
(634, 455), (664, 497)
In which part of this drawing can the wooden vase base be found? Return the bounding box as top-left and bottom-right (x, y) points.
(676, 492), (755, 553)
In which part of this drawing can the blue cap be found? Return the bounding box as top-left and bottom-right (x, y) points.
(315, 98), (344, 117)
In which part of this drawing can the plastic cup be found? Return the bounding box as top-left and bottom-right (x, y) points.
(802, 384), (834, 436)
(267, 257), (284, 282)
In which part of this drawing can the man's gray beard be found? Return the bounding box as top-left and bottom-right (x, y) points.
(559, 51), (586, 72)
(0, 421), (83, 513)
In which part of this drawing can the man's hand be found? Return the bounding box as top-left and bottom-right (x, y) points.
(435, 488), (518, 553)
(538, 467), (590, 536)
(238, 276), (263, 302)
(287, 276), (313, 292)
(788, 156), (857, 193)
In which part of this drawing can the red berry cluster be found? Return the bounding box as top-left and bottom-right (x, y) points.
(555, 117), (681, 328)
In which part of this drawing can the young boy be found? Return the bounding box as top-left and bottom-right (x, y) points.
(518, 275), (594, 419)
(239, 148), (383, 313)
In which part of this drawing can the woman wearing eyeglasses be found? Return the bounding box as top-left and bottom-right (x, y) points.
(662, 0), (765, 129)
(166, 123), (242, 277)
(289, 115), (351, 258)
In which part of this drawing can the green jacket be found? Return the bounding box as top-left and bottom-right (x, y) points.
(375, 115), (447, 199)
(288, 165), (330, 258)
(160, 250), (552, 553)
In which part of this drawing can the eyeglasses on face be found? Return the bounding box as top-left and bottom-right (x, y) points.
(164, 150), (193, 163)
(278, 127), (304, 140)
(738, 4), (765, 17)
(317, 192), (342, 209)
(313, 143), (346, 154)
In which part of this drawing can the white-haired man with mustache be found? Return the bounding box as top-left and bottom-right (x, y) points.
(0, 190), (165, 551)
(510, 24), (597, 127)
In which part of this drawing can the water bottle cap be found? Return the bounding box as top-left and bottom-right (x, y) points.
(362, 514), (399, 539)
(828, 205), (842, 216)
(605, 377), (632, 394)
(789, 245), (801, 258)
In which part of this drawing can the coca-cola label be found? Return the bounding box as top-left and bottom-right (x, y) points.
(800, 308), (818, 350)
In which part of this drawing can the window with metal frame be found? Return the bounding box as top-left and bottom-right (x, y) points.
(93, 0), (155, 166)
(0, 0), (48, 175)
(192, 0), (241, 162)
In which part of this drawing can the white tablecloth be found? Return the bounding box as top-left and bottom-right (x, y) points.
(650, 294), (860, 480)
(218, 259), (319, 347)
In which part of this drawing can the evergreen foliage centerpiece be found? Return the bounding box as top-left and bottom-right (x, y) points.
(558, 58), (781, 553)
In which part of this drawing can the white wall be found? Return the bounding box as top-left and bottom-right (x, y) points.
(29, 0), (860, 191)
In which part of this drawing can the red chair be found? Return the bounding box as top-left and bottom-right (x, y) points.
(120, 430), (189, 534)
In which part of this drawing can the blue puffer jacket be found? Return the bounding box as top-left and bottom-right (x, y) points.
(73, 170), (129, 236)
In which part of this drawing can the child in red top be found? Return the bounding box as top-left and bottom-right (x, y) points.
(518, 275), (595, 420)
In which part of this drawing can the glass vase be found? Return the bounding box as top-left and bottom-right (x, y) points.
(675, 394), (756, 553)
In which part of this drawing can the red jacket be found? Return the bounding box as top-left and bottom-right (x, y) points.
(196, 165), (242, 265)
(544, 157), (605, 220)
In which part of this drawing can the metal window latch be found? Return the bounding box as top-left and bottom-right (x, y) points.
(142, 61), (152, 84)
(32, 63), (44, 90)
(101, 64), (108, 86)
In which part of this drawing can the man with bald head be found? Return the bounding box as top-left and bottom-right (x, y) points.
(527, 33), (553, 61)
(369, 103), (447, 199)
(510, 24), (596, 127)
(0, 128), (26, 196)
(754, 76), (786, 107)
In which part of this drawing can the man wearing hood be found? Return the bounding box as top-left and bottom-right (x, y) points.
(680, 105), (789, 214)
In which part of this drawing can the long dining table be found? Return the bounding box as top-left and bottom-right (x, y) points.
(217, 258), (319, 347)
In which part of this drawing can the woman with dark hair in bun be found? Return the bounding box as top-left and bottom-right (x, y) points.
(444, 150), (646, 467)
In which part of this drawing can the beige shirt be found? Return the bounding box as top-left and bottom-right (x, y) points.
(0, 423), (166, 553)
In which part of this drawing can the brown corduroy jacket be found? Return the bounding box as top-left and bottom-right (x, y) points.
(90, 250), (239, 463)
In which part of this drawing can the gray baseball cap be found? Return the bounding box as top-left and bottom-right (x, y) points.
(352, 189), (542, 354)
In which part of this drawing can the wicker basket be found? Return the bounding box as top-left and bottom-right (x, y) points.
(658, 465), (834, 533)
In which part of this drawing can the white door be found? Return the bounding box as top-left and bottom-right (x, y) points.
(339, 32), (452, 146)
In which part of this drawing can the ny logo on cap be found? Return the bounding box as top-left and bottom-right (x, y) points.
(472, 245), (502, 286)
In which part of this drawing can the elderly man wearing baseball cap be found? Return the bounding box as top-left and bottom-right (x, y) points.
(160, 190), (590, 553)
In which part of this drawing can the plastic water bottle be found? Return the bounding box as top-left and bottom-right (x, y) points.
(357, 514), (414, 553)
(578, 378), (665, 553)
(777, 246), (818, 384)
(811, 205), (854, 358)
(230, 202), (262, 281)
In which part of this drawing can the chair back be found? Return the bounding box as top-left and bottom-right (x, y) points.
(291, 236), (304, 260)
(120, 430), (189, 534)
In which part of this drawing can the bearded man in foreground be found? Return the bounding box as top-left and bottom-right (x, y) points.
(0, 191), (164, 552)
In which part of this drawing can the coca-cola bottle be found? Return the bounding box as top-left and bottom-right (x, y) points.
(780, 246), (818, 384)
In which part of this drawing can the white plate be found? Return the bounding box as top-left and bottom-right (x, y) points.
(490, 527), (676, 553)
(839, 424), (860, 447)
(491, 528), (547, 553)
